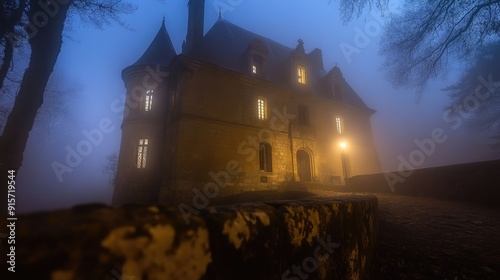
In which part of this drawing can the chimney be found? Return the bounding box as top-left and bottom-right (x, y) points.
(183, 0), (205, 53)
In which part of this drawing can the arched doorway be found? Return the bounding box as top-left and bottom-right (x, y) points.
(296, 149), (312, 182)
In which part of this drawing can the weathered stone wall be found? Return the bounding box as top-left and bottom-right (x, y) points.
(346, 159), (500, 206)
(164, 57), (380, 195)
(15, 196), (377, 280)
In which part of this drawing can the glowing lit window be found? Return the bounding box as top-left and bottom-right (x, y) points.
(252, 55), (263, 75)
(336, 117), (343, 134)
(144, 90), (153, 111)
(297, 66), (306, 84)
(257, 97), (267, 120)
(136, 138), (148, 168)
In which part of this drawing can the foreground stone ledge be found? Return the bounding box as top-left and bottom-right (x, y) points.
(16, 195), (377, 280)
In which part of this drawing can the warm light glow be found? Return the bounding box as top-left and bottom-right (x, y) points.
(297, 66), (306, 84)
(257, 97), (267, 120)
(252, 65), (257, 74)
(336, 116), (343, 134)
(340, 142), (346, 149)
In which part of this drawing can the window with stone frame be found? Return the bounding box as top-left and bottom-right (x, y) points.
(257, 97), (267, 120)
(297, 66), (306, 84)
(336, 117), (344, 134)
(259, 142), (272, 172)
(144, 89), (153, 111)
(136, 138), (149, 168)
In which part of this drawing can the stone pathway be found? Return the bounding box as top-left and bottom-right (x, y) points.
(308, 189), (500, 279)
(212, 188), (500, 279)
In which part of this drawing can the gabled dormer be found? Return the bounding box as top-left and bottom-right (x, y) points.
(319, 66), (345, 102)
(330, 66), (344, 101)
(245, 38), (269, 77)
(289, 39), (308, 86)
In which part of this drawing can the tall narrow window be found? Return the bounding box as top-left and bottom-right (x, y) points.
(336, 117), (343, 134)
(298, 105), (309, 125)
(297, 66), (306, 84)
(144, 90), (153, 111)
(259, 142), (272, 172)
(136, 138), (148, 168)
(257, 97), (267, 120)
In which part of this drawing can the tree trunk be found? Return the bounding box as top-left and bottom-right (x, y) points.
(0, 0), (27, 91)
(0, 0), (73, 220)
(0, 39), (14, 92)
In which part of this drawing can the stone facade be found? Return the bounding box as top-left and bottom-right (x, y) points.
(112, 1), (380, 206)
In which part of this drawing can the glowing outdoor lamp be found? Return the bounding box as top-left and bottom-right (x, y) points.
(339, 142), (346, 150)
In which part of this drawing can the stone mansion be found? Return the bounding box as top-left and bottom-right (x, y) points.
(112, 0), (380, 205)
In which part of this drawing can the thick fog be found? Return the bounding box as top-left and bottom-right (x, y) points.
(12, 0), (499, 213)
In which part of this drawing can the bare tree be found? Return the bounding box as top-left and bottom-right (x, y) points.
(103, 152), (119, 186)
(0, 0), (136, 219)
(443, 40), (500, 147)
(0, 1), (27, 91)
(334, 0), (389, 22)
(0, 55), (76, 138)
(334, 0), (500, 146)
(333, 0), (500, 93)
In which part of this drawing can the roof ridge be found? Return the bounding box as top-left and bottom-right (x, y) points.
(216, 19), (294, 53)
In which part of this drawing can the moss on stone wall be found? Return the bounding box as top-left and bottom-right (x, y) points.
(16, 195), (377, 280)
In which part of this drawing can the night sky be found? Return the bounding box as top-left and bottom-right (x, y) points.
(15, 0), (500, 213)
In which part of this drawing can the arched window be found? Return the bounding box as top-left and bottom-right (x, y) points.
(136, 138), (149, 168)
(259, 142), (272, 172)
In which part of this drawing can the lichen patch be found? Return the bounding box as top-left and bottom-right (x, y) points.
(222, 210), (270, 249)
(284, 206), (321, 247)
(346, 202), (353, 214)
(102, 225), (211, 280)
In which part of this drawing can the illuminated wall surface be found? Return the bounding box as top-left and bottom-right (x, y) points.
(112, 1), (380, 206)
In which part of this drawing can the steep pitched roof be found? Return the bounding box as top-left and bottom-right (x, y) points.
(318, 66), (372, 111)
(130, 19), (177, 68)
(186, 19), (373, 111)
(186, 19), (298, 81)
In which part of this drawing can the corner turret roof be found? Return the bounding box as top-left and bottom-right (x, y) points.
(130, 18), (177, 68)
